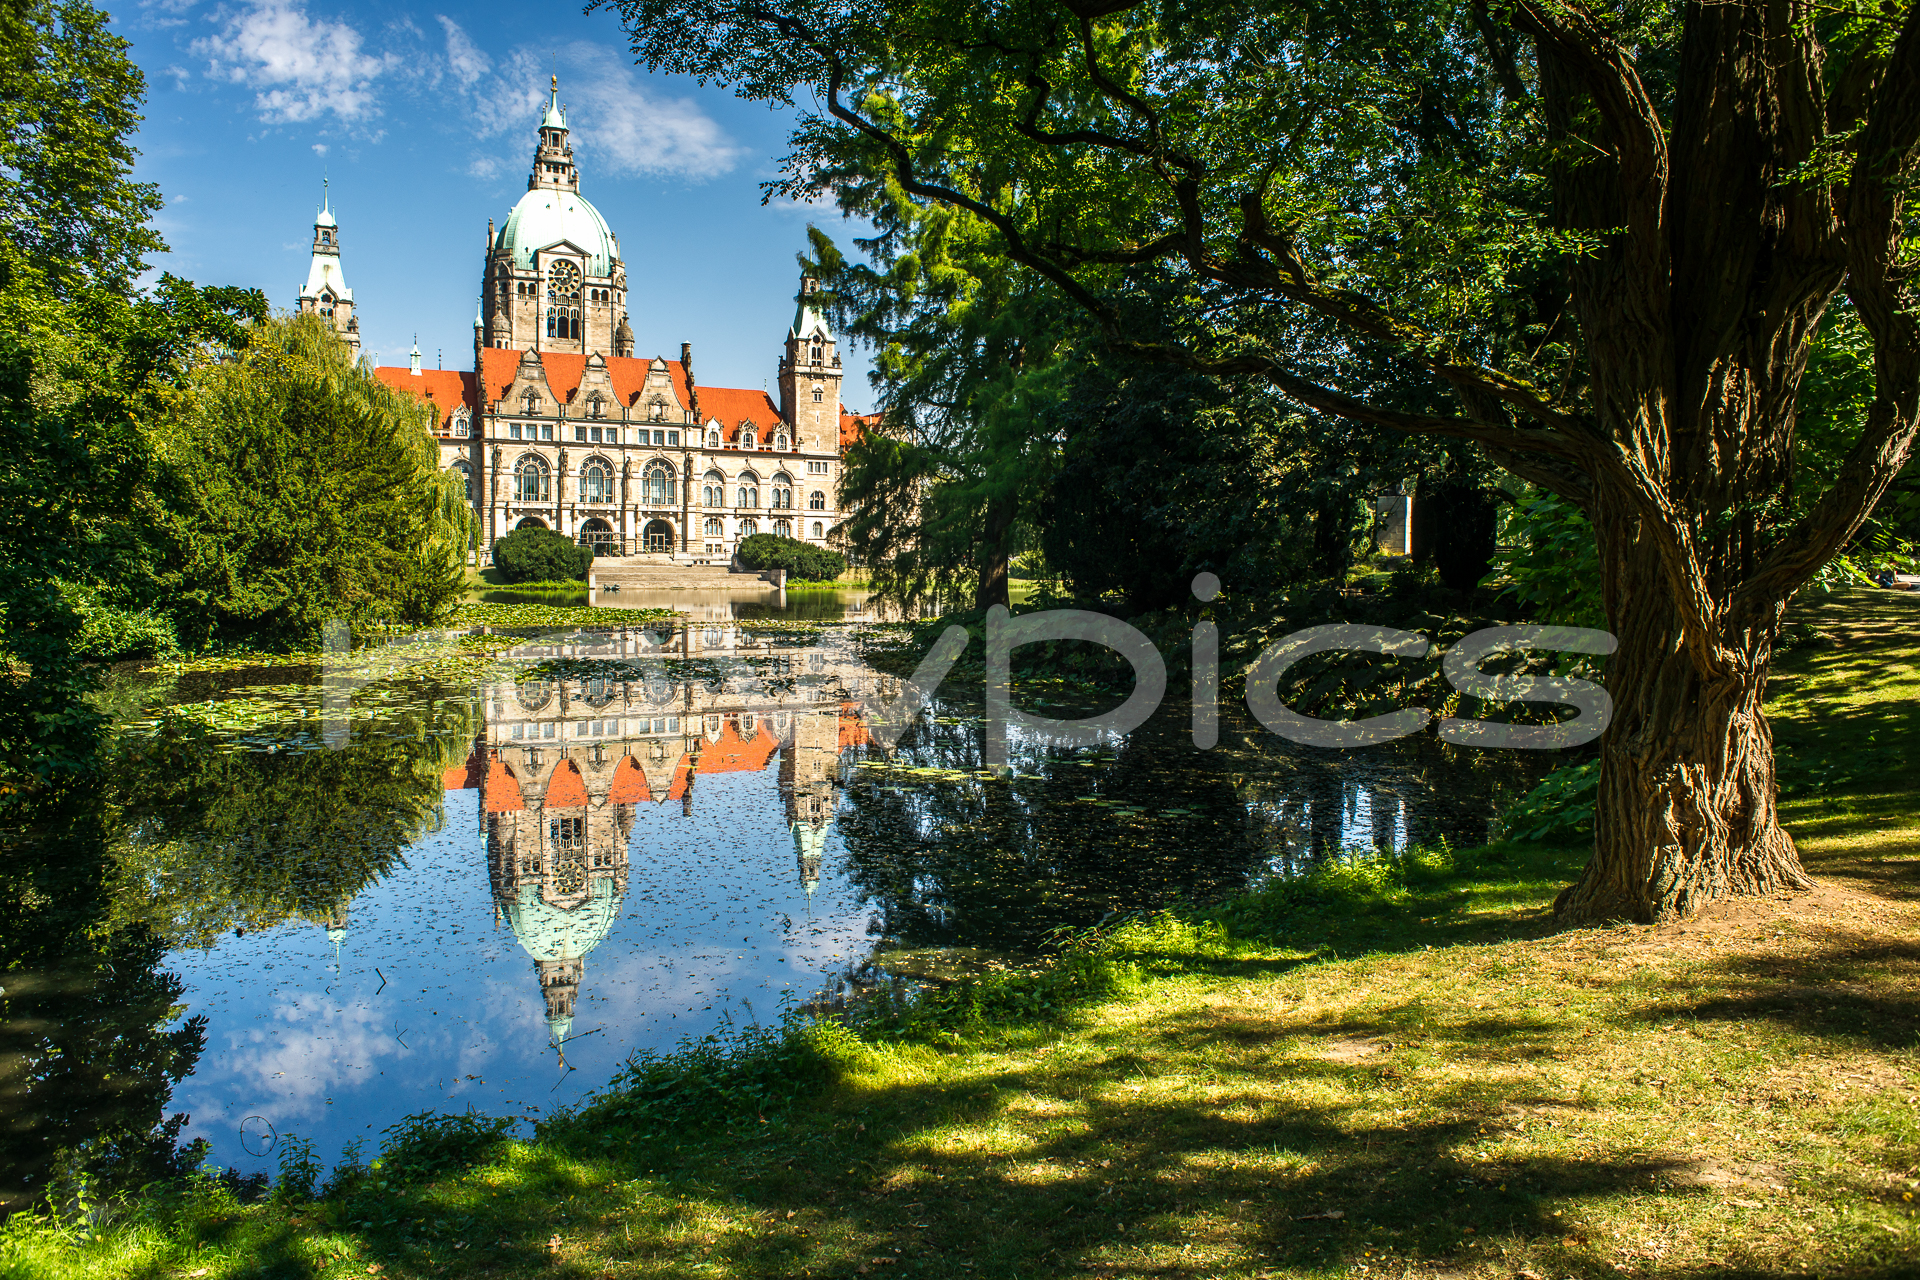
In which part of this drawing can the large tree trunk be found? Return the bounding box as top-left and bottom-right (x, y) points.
(975, 489), (1014, 610)
(1552, 494), (1814, 924)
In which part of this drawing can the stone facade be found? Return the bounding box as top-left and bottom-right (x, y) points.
(316, 77), (873, 564)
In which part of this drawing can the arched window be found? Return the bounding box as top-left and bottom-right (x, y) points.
(775, 431), (789, 451)
(808, 489), (826, 510)
(522, 390), (542, 417)
(773, 518), (791, 538)
(809, 339), (823, 365)
(703, 516), (723, 538)
(742, 427), (757, 449)
(451, 407), (471, 437)
(642, 461), (674, 505)
(771, 474), (793, 508)
(812, 521), (824, 538)
(811, 386), (823, 403)
(515, 455), (551, 503)
(736, 476), (759, 508)
(702, 470), (725, 506)
(450, 460), (473, 504)
(579, 458), (613, 504)
(706, 430), (720, 448)
(739, 518), (759, 537)
(546, 260), (582, 340)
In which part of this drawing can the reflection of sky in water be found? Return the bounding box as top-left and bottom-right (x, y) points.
(139, 618), (1554, 1178)
(170, 761), (872, 1176)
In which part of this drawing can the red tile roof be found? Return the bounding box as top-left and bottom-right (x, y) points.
(442, 748), (483, 792)
(544, 758), (590, 809)
(839, 704), (871, 751)
(484, 754), (524, 813)
(666, 752), (694, 801)
(374, 367), (478, 432)
(696, 718), (782, 773)
(839, 408), (879, 450)
(696, 385), (784, 443)
(476, 349), (696, 413)
(608, 754), (652, 805)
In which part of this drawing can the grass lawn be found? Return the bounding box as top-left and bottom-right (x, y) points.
(7, 592), (1918, 1279)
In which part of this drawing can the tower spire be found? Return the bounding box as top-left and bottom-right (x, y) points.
(296, 180), (359, 359)
(529, 74), (578, 193)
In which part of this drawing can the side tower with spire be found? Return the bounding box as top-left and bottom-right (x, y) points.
(296, 181), (360, 358)
(777, 277), (843, 453)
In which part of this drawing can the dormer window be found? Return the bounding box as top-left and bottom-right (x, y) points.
(743, 428), (757, 449)
(707, 430), (720, 448)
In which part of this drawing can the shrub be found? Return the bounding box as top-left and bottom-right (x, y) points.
(64, 587), (181, 661)
(374, 1110), (517, 1183)
(737, 533), (847, 581)
(1500, 758), (1599, 842)
(492, 526), (593, 583)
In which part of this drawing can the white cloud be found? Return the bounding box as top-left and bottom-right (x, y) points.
(195, 0), (397, 125)
(464, 43), (744, 183)
(188, 8), (739, 181)
(311, 142), (328, 156)
(437, 15), (490, 89)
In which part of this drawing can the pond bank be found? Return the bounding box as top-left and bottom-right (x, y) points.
(8, 592), (1917, 1280)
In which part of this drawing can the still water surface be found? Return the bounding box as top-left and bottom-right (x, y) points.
(39, 604), (1557, 1183)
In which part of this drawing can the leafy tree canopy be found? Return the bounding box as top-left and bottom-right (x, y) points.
(492, 525), (593, 583)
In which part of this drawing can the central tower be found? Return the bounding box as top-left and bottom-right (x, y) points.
(480, 77), (631, 358)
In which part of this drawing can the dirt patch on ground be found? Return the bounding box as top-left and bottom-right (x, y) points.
(1308, 1036), (1390, 1063)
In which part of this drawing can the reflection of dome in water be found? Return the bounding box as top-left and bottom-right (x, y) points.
(503, 877), (620, 1045)
(503, 876), (621, 962)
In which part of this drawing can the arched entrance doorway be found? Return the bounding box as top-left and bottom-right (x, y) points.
(578, 517), (616, 556)
(641, 519), (674, 554)
(515, 516), (548, 530)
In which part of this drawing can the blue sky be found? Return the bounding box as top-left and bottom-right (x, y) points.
(118, 0), (874, 404)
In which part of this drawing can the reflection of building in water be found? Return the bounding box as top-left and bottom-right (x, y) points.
(444, 624), (892, 1044)
(302, 898), (352, 966)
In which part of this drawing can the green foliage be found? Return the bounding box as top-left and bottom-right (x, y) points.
(372, 1112), (517, 1185)
(567, 1016), (864, 1144)
(491, 525), (592, 583)
(1204, 843), (1475, 943)
(61, 586), (180, 662)
(806, 200), (1069, 607)
(1489, 492), (1605, 627)
(1501, 760), (1600, 844)
(0, 0), (165, 295)
(131, 315), (475, 646)
(104, 705), (471, 948)
(270, 1134), (320, 1205)
(736, 532), (847, 581)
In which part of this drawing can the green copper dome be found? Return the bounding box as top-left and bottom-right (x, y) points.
(503, 876), (621, 964)
(496, 188), (619, 277)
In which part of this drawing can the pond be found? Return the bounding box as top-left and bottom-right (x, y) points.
(5, 619), (1560, 1198)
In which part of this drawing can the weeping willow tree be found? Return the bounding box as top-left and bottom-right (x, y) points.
(136, 314), (476, 647)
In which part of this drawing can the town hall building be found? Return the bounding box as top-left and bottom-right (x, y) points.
(299, 78), (864, 563)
